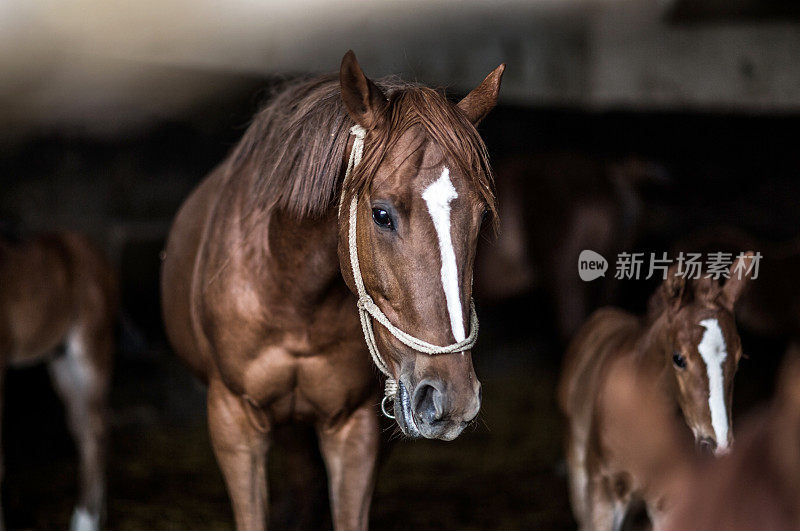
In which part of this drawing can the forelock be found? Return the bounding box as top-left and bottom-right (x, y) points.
(349, 84), (497, 231)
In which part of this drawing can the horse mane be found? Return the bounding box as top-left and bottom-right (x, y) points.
(225, 73), (497, 225)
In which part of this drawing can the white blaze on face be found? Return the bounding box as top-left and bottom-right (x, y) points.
(698, 318), (729, 451)
(422, 167), (465, 342)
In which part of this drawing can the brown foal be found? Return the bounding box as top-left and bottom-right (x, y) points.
(664, 352), (800, 530)
(161, 51), (504, 529)
(0, 231), (116, 530)
(601, 349), (800, 530)
(559, 254), (755, 530)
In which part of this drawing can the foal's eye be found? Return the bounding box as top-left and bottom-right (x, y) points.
(371, 207), (394, 231)
(673, 351), (687, 370)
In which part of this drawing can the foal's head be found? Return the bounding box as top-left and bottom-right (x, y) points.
(653, 254), (755, 455)
(337, 51), (503, 440)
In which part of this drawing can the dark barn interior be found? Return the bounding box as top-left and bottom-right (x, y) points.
(2, 1), (800, 529)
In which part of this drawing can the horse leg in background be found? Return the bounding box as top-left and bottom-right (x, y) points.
(564, 431), (589, 527)
(554, 204), (616, 340)
(208, 377), (270, 531)
(48, 326), (111, 531)
(587, 475), (623, 531)
(316, 403), (378, 531)
(270, 425), (329, 530)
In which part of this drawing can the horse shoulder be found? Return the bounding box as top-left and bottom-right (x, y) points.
(162, 168), (229, 381)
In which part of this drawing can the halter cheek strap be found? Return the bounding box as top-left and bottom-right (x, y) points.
(340, 124), (479, 419)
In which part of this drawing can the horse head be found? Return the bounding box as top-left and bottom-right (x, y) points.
(337, 51), (504, 440)
(656, 253), (756, 455)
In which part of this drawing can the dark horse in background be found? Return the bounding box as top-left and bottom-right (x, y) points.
(161, 51), (504, 529)
(0, 229), (116, 531)
(474, 153), (666, 340)
(675, 227), (800, 342)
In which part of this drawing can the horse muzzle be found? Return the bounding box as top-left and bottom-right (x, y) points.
(697, 436), (717, 456)
(394, 378), (481, 441)
(696, 435), (732, 457)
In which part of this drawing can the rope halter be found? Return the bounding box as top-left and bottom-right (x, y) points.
(339, 124), (479, 419)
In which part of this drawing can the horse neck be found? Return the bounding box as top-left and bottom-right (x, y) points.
(222, 136), (355, 308)
(260, 208), (343, 300)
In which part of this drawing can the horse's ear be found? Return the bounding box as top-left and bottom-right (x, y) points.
(340, 50), (387, 130)
(457, 64), (505, 126)
(718, 251), (756, 311)
(662, 264), (687, 315)
(694, 277), (721, 306)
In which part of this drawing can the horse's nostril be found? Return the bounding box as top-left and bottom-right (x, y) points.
(413, 381), (446, 424)
(698, 437), (717, 456)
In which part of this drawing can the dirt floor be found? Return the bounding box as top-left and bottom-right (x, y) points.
(0, 293), (781, 530)
(3, 369), (573, 530)
(1, 293), (579, 530)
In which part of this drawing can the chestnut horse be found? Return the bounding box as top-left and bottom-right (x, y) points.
(593, 349), (800, 531)
(161, 51), (504, 529)
(0, 230), (116, 531)
(664, 351), (800, 530)
(558, 254), (754, 530)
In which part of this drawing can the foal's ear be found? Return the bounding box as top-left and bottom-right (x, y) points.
(340, 50), (388, 130)
(718, 251), (756, 311)
(457, 64), (506, 126)
(694, 277), (721, 307)
(662, 265), (687, 315)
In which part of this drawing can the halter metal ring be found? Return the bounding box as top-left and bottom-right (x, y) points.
(381, 394), (396, 419)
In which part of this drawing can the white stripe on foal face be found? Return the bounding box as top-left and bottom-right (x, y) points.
(698, 318), (729, 451)
(422, 167), (465, 342)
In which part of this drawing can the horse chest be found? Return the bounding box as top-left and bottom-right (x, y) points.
(237, 330), (376, 424)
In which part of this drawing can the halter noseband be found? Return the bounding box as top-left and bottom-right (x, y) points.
(340, 124), (479, 419)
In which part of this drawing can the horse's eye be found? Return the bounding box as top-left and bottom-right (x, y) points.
(371, 207), (394, 230)
(673, 351), (687, 370)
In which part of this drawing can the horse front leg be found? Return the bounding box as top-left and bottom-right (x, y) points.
(564, 432), (589, 528)
(207, 377), (271, 531)
(270, 425), (328, 529)
(316, 402), (379, 531)
(48, 326), (111, 531)
(586, 474), (627, 531)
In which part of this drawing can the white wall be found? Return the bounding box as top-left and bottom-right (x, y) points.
(2, 0), (799, 139)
